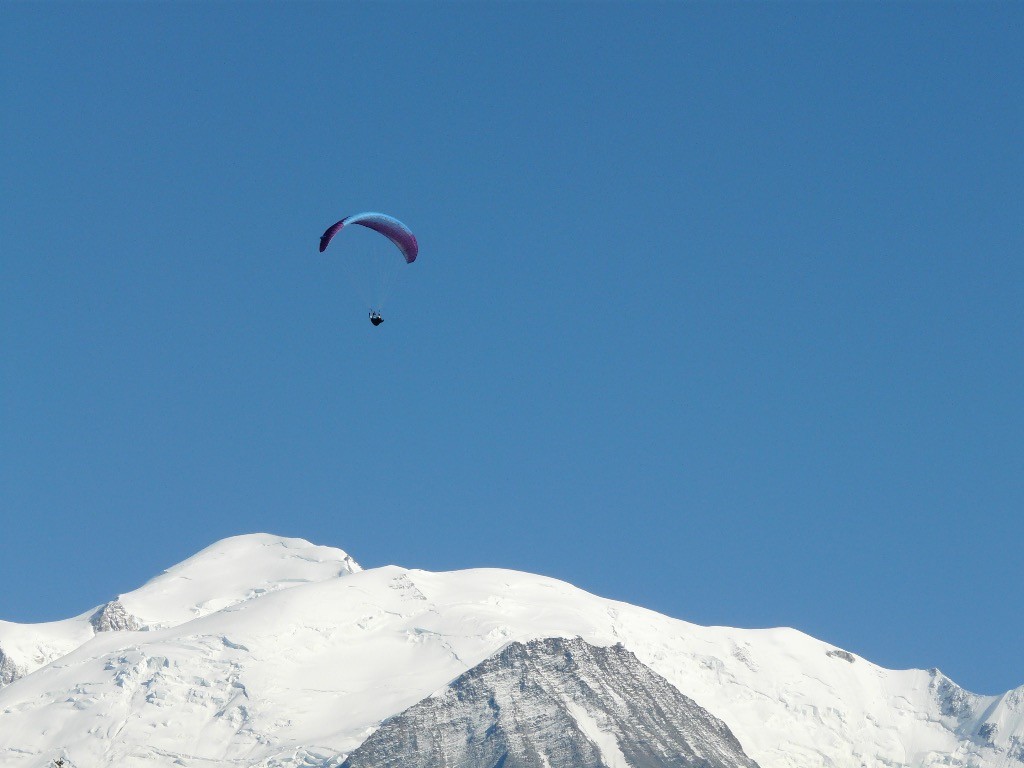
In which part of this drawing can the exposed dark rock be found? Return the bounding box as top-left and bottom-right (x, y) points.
(826, 649), (855, 663)
(930, 670), (977, 720)
(341, 637), (759, 768)
(90, 600), (141, 633)
(0, 644), (25, 688)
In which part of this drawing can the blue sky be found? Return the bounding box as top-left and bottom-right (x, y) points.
(2, 3), (1021, 695)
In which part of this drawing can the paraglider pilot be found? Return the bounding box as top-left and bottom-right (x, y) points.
(369, 310), (383, 327)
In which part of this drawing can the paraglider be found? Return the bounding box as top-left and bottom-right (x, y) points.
(319, 212), (417, 325)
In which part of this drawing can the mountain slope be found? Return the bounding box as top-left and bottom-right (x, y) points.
(0, 534), (361, 689)
(0, 535), (1020, 768)
(341, 636), (759, 768)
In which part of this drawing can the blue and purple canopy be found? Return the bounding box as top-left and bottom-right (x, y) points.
(319, 212), (418, 263)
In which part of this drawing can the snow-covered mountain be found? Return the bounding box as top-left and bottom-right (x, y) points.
(0, 534), (1021, 768)
(0, 534), (361, 686)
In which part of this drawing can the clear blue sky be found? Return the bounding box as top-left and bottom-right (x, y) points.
(2, 3), (1021, 695)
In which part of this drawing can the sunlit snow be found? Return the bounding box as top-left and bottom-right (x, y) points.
(0, 534), (1020, 768)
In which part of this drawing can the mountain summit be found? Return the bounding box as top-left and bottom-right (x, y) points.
(0, 534), (361, 688)
(0, 535), (1020, 768)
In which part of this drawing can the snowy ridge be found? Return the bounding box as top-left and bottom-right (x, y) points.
(0, 534), (1020, 768)
(0, 534), (361, 686)
(117, 533), (363, 627)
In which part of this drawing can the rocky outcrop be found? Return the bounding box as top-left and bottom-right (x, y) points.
(0, 644), (26, 688)
(89, 600), (141, 633)
(826, 649), (855, 663)
(342, 636), (759, 768)
(930, 668), (980, 720)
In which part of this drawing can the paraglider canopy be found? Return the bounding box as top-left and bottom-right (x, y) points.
(319, 212), (418, 263)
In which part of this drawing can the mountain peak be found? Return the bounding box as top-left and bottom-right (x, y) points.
(118, 532), (362, 628)
(343, 636), (760, 768)
(0, 533), (362, 691)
